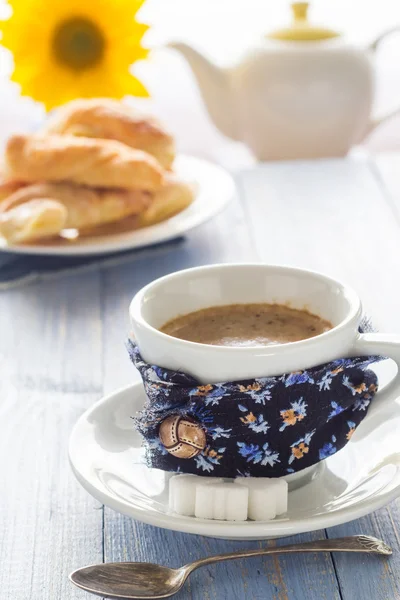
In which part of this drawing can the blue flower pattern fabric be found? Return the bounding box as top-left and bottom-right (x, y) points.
(127, 340), (383, 478)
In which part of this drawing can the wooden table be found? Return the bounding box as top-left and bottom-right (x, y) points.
(1, 153), (400, 600)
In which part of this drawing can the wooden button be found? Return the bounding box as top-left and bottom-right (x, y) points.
(159, 415), (206, 459)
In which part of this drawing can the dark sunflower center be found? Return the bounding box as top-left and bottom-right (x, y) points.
(52, 17), (105, 70)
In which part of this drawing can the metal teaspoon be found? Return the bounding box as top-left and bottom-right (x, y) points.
(69, 535), (392, 599)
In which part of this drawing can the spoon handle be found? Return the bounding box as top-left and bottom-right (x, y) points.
(186, 536), (391, 574)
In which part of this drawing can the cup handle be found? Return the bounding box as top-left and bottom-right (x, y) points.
(352, 333), (400, 435)
(365, 27), (400, 136)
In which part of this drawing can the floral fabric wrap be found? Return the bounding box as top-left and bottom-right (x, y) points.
(127, 340), (383, 478)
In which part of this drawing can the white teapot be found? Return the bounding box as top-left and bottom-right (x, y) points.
(169, 2), (400, 160)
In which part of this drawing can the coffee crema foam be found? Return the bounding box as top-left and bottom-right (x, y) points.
(160, 303), (332, 347)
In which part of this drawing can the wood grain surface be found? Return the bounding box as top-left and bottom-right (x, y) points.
(1, 154), (400, 599)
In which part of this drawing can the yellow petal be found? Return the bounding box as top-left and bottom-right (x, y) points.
(118, 73), (150, 98)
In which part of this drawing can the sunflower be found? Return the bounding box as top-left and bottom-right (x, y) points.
(0, 0), (150, 110)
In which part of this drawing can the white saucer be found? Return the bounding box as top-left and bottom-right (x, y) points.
(69, 363), (400, 540)
(0, 155), (235, 256)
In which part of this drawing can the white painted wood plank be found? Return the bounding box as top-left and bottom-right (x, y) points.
(237, 156), (400, 332)
(104, 521), (341, 600)
(373, 153), (400, 218)
(327, 505), (400, 600)
(0, 272), (104, 600)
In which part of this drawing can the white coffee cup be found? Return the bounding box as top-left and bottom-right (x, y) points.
(130, 263), (400, 423)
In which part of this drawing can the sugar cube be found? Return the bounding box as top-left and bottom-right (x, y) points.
(267, 479), (288, 515)
(235, 477), (288, 520)
(223, 483), (248, 521)
(169, 475), (199, 516)
(195, 482), (249, 521)
(212, 486), (227, 520)
(169, 475), (223, 517)
(195, 482), (214, 519)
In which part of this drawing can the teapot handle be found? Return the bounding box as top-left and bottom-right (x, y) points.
(366, 27), (400, 136)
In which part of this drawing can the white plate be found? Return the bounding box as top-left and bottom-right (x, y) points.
(69, 362), (400, 540)
(0, 155), (235, 256)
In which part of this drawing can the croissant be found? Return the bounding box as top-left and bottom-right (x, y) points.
(42, 98), (175, 169)
(0, 179), (24, 202)
(0, 182), (152, 244)
(138, 173), (195, 227)
(0, 200), (68, 244)
(4, 134), (164, 191)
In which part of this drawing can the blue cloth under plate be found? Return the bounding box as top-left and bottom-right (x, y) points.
(0, 237), (184, 289)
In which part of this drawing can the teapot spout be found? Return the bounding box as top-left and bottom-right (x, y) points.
(167, 42), (237, 141)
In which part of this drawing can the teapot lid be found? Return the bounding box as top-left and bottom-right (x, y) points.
(267, 2), (340, 42)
